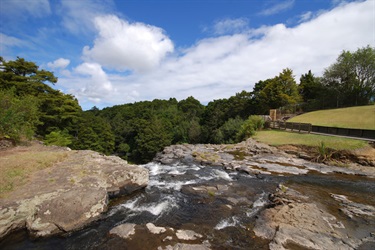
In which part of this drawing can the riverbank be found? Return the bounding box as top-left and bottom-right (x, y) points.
(154, 138), (375, 178)
(0, 142), (148, 239)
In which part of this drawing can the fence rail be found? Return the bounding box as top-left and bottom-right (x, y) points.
(270, 121), (375, 140)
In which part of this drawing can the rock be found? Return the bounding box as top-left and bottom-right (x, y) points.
(254, 189), (363, 250)
(331, 193), (375, 218)
(176, 229), (203, 240)
(159, 243), (211, 250)
(146, 223), (167, 234)
(28, 187), (108, 237)
(109, 223), (136, 239)
(0, 149), (149, 239)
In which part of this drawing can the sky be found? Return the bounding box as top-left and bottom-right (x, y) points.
(1, 0), (374, 110)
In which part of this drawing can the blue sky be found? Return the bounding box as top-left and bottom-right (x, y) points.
(1, 0), (373, 110)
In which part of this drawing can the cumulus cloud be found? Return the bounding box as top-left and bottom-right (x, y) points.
(82, 15), (174, 72)
(47, 58), (70, 69)
(60, 0), (372, 109)
(259, 0), (295, 16)
(73, 62), (114, 102)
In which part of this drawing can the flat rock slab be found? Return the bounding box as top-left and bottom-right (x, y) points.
(176, 229), (203, 240)
(0, 149), (149, 239)
(147, 223), (167, 234)
(254, 188), (365, 250)
(108, 223), (209, 249)
(109, 223), (136, 239)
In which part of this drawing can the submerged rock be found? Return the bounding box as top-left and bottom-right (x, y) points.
(176, 229), (203, 240)
(109, 223), (136, 239)
(159, 242), (211, 250)
(147, 222), (167, 234)
(0, 150), (149, 239)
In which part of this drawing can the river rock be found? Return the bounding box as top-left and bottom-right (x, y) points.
(176, 229), (203, 240)
(254, 188), (363, 250)
(28, 187), (108, 237)
(159, 243), (211, 250)
(0, 149), (149, 239)
(147, 222), (167, 234)
(109, 223), (136, 239)
(331, 193), (375, 218)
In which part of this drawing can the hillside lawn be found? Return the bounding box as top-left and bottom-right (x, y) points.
(289, 105), (375, 129)
(254, 130), (370, 150)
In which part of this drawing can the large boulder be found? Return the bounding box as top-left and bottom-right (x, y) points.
(0, 150), (149, 239)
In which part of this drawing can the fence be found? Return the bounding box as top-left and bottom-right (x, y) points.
(270, 121), (375, 140)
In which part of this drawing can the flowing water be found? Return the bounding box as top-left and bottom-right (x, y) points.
(1, 161), (375, 249)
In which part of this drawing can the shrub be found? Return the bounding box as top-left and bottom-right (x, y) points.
(236, 115), (265, 141)
(44, 130), (72, 147)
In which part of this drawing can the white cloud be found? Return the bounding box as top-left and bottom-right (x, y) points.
(259, 0), (295, 16)
(298, 11), (313, 23)
(73, 62), (114, 102)
(58, 0), (114, 35)
(0, 0), (50, 18)
(82, 15), (174, 72)
(47, 58), (70, 69)
(60, 0), (373, 110)
(212, 18), (249, 35)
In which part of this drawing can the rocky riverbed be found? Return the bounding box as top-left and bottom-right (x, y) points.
(1, 139), (374, 249)
(154, 139), (375, 178)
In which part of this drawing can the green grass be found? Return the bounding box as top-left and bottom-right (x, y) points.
(289, 105), (375, 129)
(254, 130), (369, 150)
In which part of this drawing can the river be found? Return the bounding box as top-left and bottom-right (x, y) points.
(1, 159), (375, 249)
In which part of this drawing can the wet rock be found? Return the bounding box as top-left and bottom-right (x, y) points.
(146, 223), (167, 234)
(254, 188), (363, 250)
(176, 229), (203, 240)
(331, 194), (375, 218)
(109, 223), (136, 239)
(159, 243), (211, 250)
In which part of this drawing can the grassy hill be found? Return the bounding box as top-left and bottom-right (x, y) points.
(254, 130), (369, 150)
(289, 105), (375, 129)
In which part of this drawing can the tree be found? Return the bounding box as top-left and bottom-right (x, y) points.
(0, 57), (57, 97)
(254, 68), (302, 113)
(0, 57), (81, 138)
(299, 70), (327, 110)
(322, 45), (375, 107)
(72, 112), (115, 155)
(134, 117), (173, 163)
(0, 89), (40, 141)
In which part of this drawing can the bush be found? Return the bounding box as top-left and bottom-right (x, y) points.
(217, 116), (244, 144)
(236, 115), (264, 141)
(44, 130), (72, 147)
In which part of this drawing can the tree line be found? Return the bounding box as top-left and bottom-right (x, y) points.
(1, 46), (374, 163)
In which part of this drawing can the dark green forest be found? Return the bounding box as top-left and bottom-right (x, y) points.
(1, 46), (374, 163)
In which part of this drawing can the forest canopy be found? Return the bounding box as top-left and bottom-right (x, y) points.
(1, 46), (374, 163)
